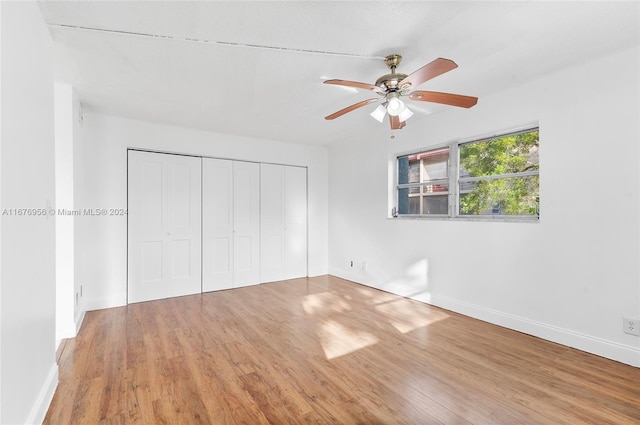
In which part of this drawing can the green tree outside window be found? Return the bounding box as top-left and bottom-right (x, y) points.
(459, 130), (539, 216)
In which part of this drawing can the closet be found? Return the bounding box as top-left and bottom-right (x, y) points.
(128, 150), (307, 303)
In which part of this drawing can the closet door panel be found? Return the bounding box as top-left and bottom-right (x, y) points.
(128, 151), (202, 303)
(284, 166), (308, 280)
(260, 164), (286, 283)
(233, 161), (260, 287)
(202, 158), (234, 292)
(260, 164), (308, 283)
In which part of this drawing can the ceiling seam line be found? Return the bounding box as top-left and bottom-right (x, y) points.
(47, 23), (386, 59)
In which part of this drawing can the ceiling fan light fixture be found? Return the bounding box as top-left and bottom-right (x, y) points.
(398, 107), (413, 122)
(323, 55), (477, 130)
(386, 93), (405, 116)
(370, 104), (387, 123)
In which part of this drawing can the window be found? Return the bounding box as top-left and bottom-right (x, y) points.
(397, 147), (450, 216)
(396, 128), (539, 220)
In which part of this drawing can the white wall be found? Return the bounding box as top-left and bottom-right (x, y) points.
(0, 3), (4, 421)
(328, 46), (640, 367)
(78, 113), (328, 310)
(0, 2), (58, 424)
(54, 82), (85, 345)
(72, 89), (85, 331)
(54, 82), (74, 343)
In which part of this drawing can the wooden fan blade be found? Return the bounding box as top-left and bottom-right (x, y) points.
(398, 58), (458, 89)
(324, 98), (378, 120)
(389, 115), (406, 130)
(409, 91), (478, 108)
(324, 79), (385, 93)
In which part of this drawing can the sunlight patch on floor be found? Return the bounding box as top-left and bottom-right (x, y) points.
(319, 319), (379, 360)
(302, 291), (352, 315)
(375, 299), (449, 333)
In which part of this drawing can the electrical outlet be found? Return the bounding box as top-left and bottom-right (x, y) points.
(350, 260), (353, 268)
(362, 262), (368, 271)
(623, 317), (640, 336)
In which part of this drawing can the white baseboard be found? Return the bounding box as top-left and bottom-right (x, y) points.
(329, 271), (640, 368)
(75, 309), (86, 334)
(25, 362), (58, 425)
(423, 292), (640, 368)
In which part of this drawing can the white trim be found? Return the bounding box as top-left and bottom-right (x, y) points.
(390, 215), (539, 223)
(0, 2), (4, 420)
(127, 147), (308, 170)
(75, 309), (86, 334)
(25, 363), (58, 425)
(459, 170), (539, 183)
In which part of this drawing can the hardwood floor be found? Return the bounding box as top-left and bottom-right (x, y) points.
(44, 275), (640, 424)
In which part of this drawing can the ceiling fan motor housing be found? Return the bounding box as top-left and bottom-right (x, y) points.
(376, 54), (412, 94)
(375, 72), (409, 93)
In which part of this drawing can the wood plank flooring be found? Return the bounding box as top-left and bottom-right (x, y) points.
(44, 275), (640, 424)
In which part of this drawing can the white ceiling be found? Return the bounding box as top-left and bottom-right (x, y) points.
(38, 1), (639, 146)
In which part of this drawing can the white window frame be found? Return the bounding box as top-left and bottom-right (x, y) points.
(393, 125), (539, 222)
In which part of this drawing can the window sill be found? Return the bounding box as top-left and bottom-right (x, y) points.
(389, 215), (539, 223)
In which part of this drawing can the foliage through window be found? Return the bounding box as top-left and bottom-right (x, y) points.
(396, 128), (539, 219)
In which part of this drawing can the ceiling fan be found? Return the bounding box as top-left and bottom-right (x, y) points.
(324, 54), (478, 130)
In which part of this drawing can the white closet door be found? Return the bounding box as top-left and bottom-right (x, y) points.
(128, 151), (202, 303)
(260, 164), (307, 282)
(202, 158), (233, 292)
(284, 166), (308, 279)
(232, 161), (261, 287)
(260, 164), (286, 283)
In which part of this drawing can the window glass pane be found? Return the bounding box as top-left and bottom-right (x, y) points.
(459, 130), (539, 178)
(459, 175), (539, 216)
(408, 197), (420, 214)
(423, 195), (448, 215)
(398, 187), (409, 214)
(422, 151), (449, 181)
(409, 161), (420, 183)
(399, 148), (449, 184)
(398, 147), (450, 216)
(399, 184), (449, 215)
(422, 183), (448, 194)
(398, 156), (410, 185)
